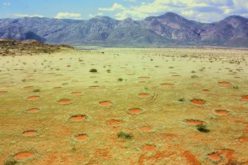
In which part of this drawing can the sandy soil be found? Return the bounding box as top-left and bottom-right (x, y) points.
(0, 48), (248, 165)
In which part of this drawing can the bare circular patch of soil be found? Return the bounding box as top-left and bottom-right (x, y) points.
(142, 144), (156, 151)
(191, 99), (206, 105)
(139, 126), (152, 132)
(14, 151), (33, 160)
(27, 96), (40, 101)
(54, 86), (62, 89)
(74, 133), (88, 142)
(184, 119), (206, 126)
(23, 86), (33, 89)
(207, 152), (222, 162)
(99, 101), (112, 107)
(138, 76), (150, 79)
(217, 149), (234, 162)
(71, 92), (82, 96)
(0, 90), (7, 95)
(241, 95), (248, 101)
(218, 81), (232, 87)
(138, 93), (150, 98)
(22, 130), (37, 137)
(182, 150), (201, 165)
(70, 114), (87, 122)
(106, 119), (122, 127)
(214, 109), (229, 116)
(58, 98), (72, 105)
(89, 85), (100, 88)
(27, 108), (39, 113)
(238, 136), (248, 143)
(160, 83), (174, 87)
(139, 81), (146, 83)
(128, 108), (142, 115)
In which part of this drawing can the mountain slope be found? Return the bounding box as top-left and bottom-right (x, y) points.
(0, 13), (247, 47)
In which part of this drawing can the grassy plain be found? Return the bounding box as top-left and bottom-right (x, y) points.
(0, 48), (248, 165)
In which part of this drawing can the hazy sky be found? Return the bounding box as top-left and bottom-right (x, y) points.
(0, 0), (247, 22)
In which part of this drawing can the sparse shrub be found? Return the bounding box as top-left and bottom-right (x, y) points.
(89, 69), (97, 73)
(178, 98), (185, 102)
(191, 75), (199, 79)
(118, 78), (123, 82)
(196, 125), (210, 133)
(4, 159), (17, 165)
(117, 131), (133, 140)
(71, 146), (76, 152)
(33, 89), (40, 93)
(233, 86), (239, 89)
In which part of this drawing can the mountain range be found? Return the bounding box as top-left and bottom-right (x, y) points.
(0, 12), (248, 47)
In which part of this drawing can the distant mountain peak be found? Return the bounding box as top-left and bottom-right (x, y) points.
(89, 16), (116, 22)
(223, 15), (247, 21)
(159, 12), (182, 18)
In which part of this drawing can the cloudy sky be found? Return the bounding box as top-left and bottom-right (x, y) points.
(0, 0), (248, 22)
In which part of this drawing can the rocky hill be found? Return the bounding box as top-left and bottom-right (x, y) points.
(0, 12), (247, 47)
(0, 39), (72, 56)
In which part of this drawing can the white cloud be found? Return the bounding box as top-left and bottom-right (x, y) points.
(13, 13), (44, 18)
(98, 0), (248, 22)
(124, 0), (136, 2)
(99, 3), (125, 12)
(55, 12), (82, 19)
(3, 2), (11, 6)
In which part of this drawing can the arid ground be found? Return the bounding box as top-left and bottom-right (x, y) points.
(0, 48), (248, 165)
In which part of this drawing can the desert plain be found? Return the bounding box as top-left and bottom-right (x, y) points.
(0, 48), (248, 165)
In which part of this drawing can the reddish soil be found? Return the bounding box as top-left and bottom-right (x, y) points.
(182, 151), (201, 165)
(22, 130), (37, 137)
(138, 93), (150, 98)
(74, 133), (88, 142)
(58, 98), (72, 105)
(238, 136), (248, 143)
(106, 119), (123, 127)
(241, 95), (248, 101)
(218, 81), (232, 87)
(214, 109), (229, 116)
(27, 96), (40, 101)
(14, 151), (33, 160)
(94, 148), (112, 160)
(128, 108), (142, 115)
(142, 144), (157, 152)
(207, 152), (222, 162)
(99, 101), (112, 107)
(191, 99), (206, 105)
(27, 108), (40, 113)
(184, 119), (206, 126)
(70, 114), (87, 122)
(139, 126), (152, 132)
